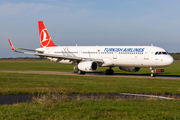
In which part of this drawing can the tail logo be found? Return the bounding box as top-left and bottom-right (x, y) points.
(40, 29), (51, 47)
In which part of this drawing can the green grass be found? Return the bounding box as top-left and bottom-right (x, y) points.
(0, 59), (74, 72)
(1, 59), (180, 119)
(0, 99), (180, 120)
(1, 72), (180, 95)
(1, 59), (180, 76)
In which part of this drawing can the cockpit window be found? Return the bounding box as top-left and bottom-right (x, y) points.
(155, 51), (168, 55)
(162, 52), (167, 55)
(158, 52), (162, 55)
(166, 50), (169, 55)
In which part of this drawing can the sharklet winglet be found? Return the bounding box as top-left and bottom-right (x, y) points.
(8, 39), (15, 51)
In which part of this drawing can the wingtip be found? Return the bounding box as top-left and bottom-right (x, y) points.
(8, 39), (15, 51)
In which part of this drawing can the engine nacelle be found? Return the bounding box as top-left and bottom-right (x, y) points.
(119, 67), (140, 72)
(78, 61), (98, 72)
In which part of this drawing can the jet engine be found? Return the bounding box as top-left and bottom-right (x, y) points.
(119, 67), (140, 72)
(78, 61), (98, 71)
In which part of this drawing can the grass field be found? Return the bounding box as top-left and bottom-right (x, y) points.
(0, 99), (180, 119)
(0, 59), (180, 119)
(0, 59), (180, 76)
(1, 72), (180, 95)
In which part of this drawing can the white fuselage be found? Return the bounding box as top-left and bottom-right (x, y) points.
(36, 45), (174, 68)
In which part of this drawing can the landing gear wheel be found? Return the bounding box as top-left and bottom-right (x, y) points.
(106, 69), (114, 75)
(151, 73), (156, 77)
(150, 67), (156, 77)
(106, 69), (110, 75)
(77, 70), (86, 75)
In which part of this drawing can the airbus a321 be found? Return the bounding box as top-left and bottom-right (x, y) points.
(8, 21), (174, 77)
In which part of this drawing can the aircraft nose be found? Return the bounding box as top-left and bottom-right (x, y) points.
(166, 56), (174, 65)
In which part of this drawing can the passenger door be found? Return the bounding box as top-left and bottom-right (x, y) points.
(144, 48), (151, 60)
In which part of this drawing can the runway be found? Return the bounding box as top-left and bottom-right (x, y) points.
(0, 70), (180, 79)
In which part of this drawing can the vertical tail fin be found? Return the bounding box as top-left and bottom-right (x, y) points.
(38, 21), (56, 48)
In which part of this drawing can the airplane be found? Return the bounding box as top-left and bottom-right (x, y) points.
(8, 21), (174, 77)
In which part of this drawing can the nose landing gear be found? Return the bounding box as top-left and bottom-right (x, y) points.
(150, 67), (156, 77)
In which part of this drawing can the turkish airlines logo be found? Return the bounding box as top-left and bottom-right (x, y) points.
(40, 29), (51, 47)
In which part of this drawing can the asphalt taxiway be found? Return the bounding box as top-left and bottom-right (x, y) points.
(0, 70), (180, 79)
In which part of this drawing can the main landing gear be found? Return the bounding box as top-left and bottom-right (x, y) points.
(77, 69), (86, 75)
(150, 67), (156, 77)
(106, 67), (114, 75)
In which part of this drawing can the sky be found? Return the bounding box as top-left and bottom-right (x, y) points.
(1, 0), (180, 58)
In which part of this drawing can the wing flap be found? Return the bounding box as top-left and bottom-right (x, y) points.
(34, 53), (104, 63)
(35, 53), (82, 60)
(17, 48), (37, 52)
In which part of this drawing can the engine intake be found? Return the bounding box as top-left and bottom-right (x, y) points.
(78, 61), (98, 72)
(119, 67), (140, 72)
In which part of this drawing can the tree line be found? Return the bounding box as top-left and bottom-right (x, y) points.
(169, 53), (180, 60)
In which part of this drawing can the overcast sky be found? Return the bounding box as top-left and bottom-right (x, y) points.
(1, 0), (180, 58)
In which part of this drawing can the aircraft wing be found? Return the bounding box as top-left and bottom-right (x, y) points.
(8, 39), (104, 63)
(33, 53), (103, 63)
(17, 48), (39, 52)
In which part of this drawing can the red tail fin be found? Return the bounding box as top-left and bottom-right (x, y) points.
(38, 21), (56, 48)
